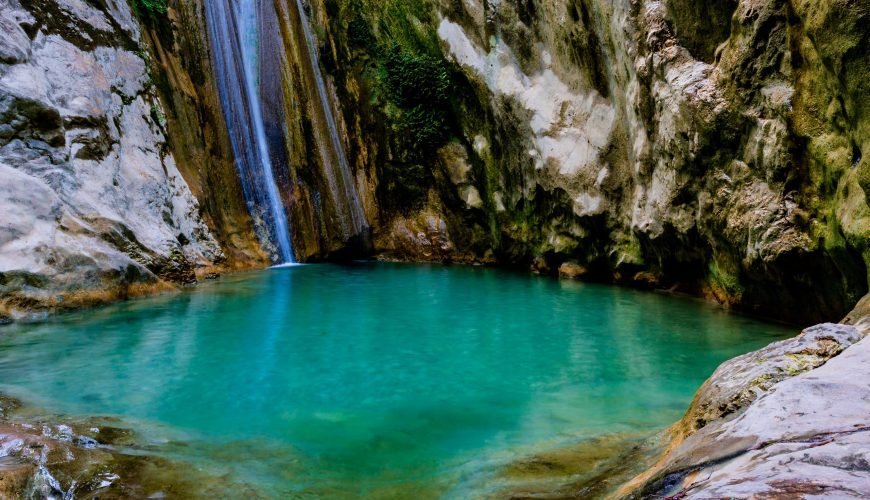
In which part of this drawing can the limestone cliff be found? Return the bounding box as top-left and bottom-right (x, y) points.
(308, 0), (869, 323)
(0, 0), (263, 322)
(1, 0), (867, 325)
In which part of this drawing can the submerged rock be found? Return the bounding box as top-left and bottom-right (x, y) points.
(498, 433), (664, 499)
(0, 397), (261, 499)
(558, 262), (589, 280)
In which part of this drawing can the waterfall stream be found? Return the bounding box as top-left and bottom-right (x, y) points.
(205, 0), (294, 263)
(290, 0), (367, 238)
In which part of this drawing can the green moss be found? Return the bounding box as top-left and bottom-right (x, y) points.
(347, 18), (376, 51)
(708, 259), (744, 298)
(613, 233), (645, 267)
(134, 0), (167, 15)
(382, 47), (451, 106)
(397, 105), (449, 151)
(149, 105), (167, 128)
(748, 372), (775, 389)
(858, 161), (870, 199)
(783, 353), (824, 376)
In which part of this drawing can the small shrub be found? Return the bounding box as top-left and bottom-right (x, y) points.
(382, 47), (451, 108)
(378, 46), (454, 157)
(135, 0), (168, 15)
(399, 105), (448, 152)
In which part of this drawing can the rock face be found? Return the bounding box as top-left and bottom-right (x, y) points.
(2, 0), (867, 323)
(305, 0), (870, 323)
(621, 296), (870, 498)
(136, 1), (268, 267)
(0, 0), (252, 320)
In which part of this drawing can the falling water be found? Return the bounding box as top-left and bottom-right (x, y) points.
(205, 0), (294, 263)
(289, 0), (367, 237)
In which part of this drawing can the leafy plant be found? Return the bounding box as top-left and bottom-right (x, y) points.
(378, 46), (454, 156)
(382, 47), (451, 108)
(399, 105), (448, 152)
(135, 0), (168, 15)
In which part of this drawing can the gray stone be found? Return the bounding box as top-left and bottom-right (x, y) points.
(685, 323), (864, 432)
(673, 336), (870, 498)
(625, 298), (870, 499)
(0, 2), (32, 65)
(0, 0), (222, 320)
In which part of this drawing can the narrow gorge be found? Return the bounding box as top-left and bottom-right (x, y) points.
(0, 0), (868, 498)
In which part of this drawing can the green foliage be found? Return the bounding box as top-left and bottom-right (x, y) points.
(379, 46), (453, 154)
(135, 0), (168, 15)
(398, 105), (448, 152)
(382, 47), (451, 108)
(347, 19), (376, 51)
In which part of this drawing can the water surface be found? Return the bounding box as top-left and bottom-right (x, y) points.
(0, 264), (794, 496)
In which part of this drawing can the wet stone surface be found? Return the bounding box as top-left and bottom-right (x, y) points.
(0, 396), (259, 499)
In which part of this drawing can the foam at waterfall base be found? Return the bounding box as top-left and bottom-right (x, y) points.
(270, 262), (305, 269)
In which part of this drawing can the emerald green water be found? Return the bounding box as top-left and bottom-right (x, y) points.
(0, 264), (793, 496)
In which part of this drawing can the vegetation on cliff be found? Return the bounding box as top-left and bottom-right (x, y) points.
(310, 0), (869, 324)
(134, 0), (168, 16)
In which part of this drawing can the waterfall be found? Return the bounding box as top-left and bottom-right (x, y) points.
(277, 0), (368, 240)
(204, 0), (294, 263)
(294, 0), (367, 237)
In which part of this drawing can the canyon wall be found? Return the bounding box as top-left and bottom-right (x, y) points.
(0, 0), (867, 324)
(309, 0), (869, 324)
(0, 0), (264, 321)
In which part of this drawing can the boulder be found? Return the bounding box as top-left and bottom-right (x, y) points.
(622, 296), (870, 498)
